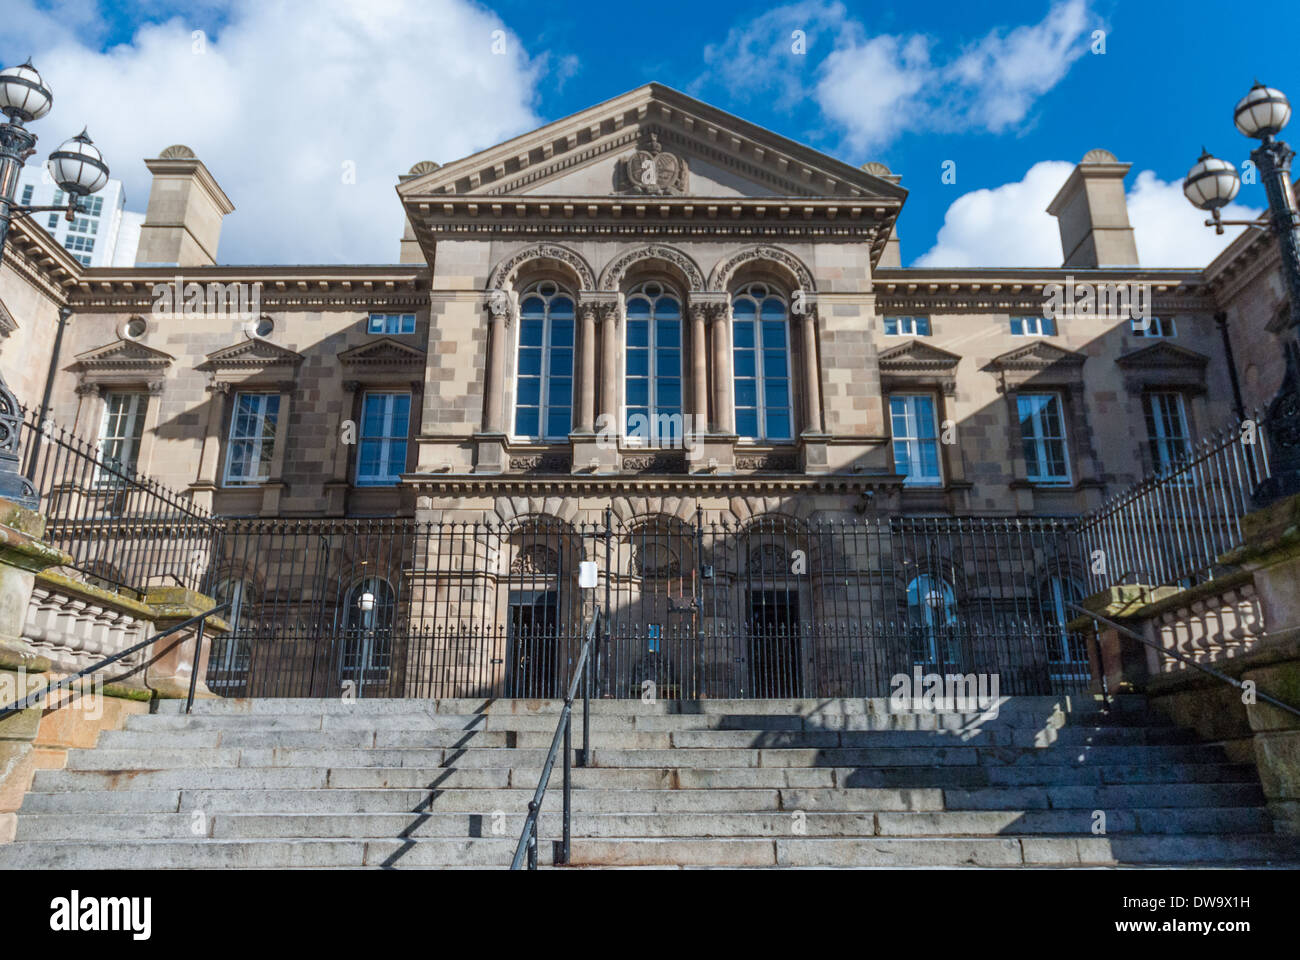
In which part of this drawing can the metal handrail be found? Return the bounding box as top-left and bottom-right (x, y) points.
(1065, 601), (1300, 719)
(0, 601), (232, 722)
(510, 611), (597, 870)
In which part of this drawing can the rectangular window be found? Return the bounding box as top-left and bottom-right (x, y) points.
(1010, 316), (1056, 336)
(51, 190), (64, 207)
(889, 394), (942, 486)
(367, 313), (416, 335)
(63, 235), (94, 253)
(68, 216), (97, 235)
(47, 214), (59, 231)
(356, 392), (411, 485)
(1131, 315), (1176, 337)
(223, 393), (281, 486)
(1145, 392), (1191, 472)
(75, 195), (103, 216)
(97, 392), (147, 483)
(883, 316), (931, 336)
(1017, 393), (1070, 483)
(21, 186), (33, 206)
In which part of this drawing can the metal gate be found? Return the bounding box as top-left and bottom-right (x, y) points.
(201, 513), (1091, 699)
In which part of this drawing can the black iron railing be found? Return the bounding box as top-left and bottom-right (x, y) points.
(511, 610), (596, 870)
(17, 407), (220, 594)
(1074, 411), (1272, 595)
(195, 513), (1091, 700)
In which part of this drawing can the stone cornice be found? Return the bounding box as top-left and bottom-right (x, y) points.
(403, 198), (897, 265)
(64, 267), (427, 310)
(873, 269), (1216, 314)
(2, 218), (79, 303)
(404, 474), (895, 496)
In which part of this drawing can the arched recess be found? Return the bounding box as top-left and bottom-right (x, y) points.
(708, 245), (816, 296)
(598, 244), (706, 294)
(486, 242), (596, 294)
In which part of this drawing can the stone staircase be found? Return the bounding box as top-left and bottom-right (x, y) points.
(2, 695), (1298, 868)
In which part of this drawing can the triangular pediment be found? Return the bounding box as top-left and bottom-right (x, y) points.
(398, 84), (907, 203)
(71, 339), (175, 369)
(338, 337), (426, 366)
(1116, 342), (1209, 369)
(878, 340), (962, 371)
(198, 338), (305, 370)
(0, 297), (16, 337)
(984, 341), (1087, 372)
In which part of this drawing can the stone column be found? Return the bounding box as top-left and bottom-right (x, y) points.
(576, 302), (597, 434)
(189, 380), (229, 512)
(599, 303), (618, 429)
(710, 305), (734, 435)
(690, 303), (710, 431)
(475, 293), (512, 473)
(800, 305), (824, 435)
(482, 298), (510, 434)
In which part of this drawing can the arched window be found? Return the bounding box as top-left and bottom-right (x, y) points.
(341, 576), (395, 681)
(906, 574), (957, 665)
(209, 578), (253, 689)
(1043, 574), (1085, 663)
(514, 282), (575, 441)
(625, 281), (682, 444)
(731, 282), (793, 442)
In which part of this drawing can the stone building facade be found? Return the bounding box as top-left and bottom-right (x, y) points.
(0, 84), (1289, 700)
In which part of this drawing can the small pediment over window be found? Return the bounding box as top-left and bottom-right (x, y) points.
(878, 340), (961, 373)
(338, 337), (427, 368)
(71, 339), (175, 372)
(983, 341), (1087, 374)
(1115, 342), (1209, 370)
(0, 298), (16, 338)
(198, 338), (305, 371)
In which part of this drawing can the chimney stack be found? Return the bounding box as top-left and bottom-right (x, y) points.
(1047, 149), (1139, 268)
(135, 145), (234, 267)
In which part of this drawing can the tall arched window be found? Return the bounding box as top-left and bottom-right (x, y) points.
(514, 282), (575, 441)
(341, 576), (395, 681)
(209, 578), (253, 690)
(731, 282), (792, 441)
(1043, 575), (1085, 663)
(906, 574), (957, 665)
(625, 281), (682, 444)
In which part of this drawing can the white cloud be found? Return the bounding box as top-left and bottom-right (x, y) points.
(4, 0), (545, 264)
(697, 1), (848, 110)
(940, 0), (1091, 133)
(1127, 169), (1260, 268)
(698, 0), (1096, 154)
(914, 161), (1262, 269)
(914, 161), (1075, 267)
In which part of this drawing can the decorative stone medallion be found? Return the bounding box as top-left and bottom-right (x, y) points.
(619, 133), (688, 196)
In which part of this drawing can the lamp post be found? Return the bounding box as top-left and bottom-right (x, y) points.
(1184, 81), (1300, 504)
(0, 59), (110, 509)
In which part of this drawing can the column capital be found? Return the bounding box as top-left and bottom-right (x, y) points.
(485, 290), (513, 326)
(689, 292), (730, 321)
(578, 291), (620, 322)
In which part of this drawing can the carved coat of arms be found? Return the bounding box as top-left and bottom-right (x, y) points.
(620, 133), (689, 196)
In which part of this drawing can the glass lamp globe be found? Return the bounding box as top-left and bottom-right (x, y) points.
(360, 591), (376, 613)
(1234, 82), (1291, 139)
(0, 60), (52, 123)
(47, 129), (110, 197)
(1183, 151), (1241, 211)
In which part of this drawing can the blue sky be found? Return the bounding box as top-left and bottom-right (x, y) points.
(4, 0), (1298, 266)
